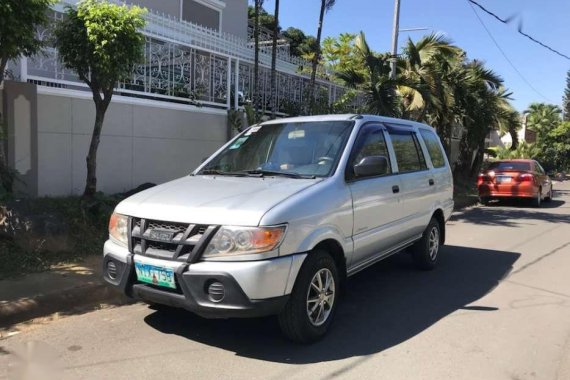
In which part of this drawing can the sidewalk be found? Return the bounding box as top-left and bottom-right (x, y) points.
(0, 256), (131, 332)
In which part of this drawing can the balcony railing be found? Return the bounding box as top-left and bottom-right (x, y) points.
(13, 2), (364, 116)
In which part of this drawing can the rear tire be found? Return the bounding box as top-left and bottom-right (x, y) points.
(411, 218), (441, 270)
(278, 250), (339, 343)
(480, 197), (490, 206)
(532, 188), (542, 208)
(545, 187), (553, 202)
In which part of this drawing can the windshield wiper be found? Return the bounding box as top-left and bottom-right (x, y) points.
(243, 170), (316, 179)
(199, 169), (248, 177)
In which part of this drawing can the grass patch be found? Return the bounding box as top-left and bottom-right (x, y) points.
(0, 195), (120, 280)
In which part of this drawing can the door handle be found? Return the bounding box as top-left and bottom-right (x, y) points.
(392, 185), (400, 194)
(429, 179), (435, 186)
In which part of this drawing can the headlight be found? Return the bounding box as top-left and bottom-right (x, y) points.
(109, 213), (128, 246)
(203, 226), (286, 258)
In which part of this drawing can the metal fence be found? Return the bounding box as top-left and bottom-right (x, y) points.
(14, 3), (365, 116)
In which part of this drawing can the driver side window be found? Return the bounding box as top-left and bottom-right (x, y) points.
(348, 126), (392, 179)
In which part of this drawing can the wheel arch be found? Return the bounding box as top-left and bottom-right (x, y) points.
(312, 239), (347, 287)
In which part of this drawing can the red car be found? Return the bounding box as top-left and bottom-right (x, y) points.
(477, 159), (553, 207)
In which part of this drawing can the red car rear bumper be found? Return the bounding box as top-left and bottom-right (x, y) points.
(477, 182), (538, 198)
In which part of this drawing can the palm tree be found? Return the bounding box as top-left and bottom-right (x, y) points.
(309, 0), (336, 114)
(335, 32), (399, 116)
(270, 0), (280, 119)
(253, 0), (264, 117)
(454, 61), (507, 176)
(524, 103), (562, 139)
(398, 33), (462, 122)
(495, 102), (521, 150)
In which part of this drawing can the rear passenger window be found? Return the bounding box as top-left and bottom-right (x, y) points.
(389, 132), (427, 173)
(419, 129), (446, 168)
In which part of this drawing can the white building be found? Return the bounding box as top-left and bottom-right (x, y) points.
(3, 0), (359, 197)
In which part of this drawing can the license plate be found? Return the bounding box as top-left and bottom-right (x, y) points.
(135, 262), (176, 289)
(149, 229), (175, 242)
(496, 176), (511, 183)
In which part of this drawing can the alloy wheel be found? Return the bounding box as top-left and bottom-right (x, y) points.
(306, 268), (335, 327)
(428, 226), (440, 260)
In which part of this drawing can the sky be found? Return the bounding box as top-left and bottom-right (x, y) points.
(259, 0), (570, 112)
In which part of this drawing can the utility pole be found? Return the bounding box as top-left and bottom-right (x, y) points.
(390, 0), (401, 80)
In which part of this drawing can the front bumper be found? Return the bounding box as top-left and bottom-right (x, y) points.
(103, 241), (305, 318)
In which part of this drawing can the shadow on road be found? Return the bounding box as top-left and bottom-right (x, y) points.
(450, 199), (569, 227)
(144, 245), (519, 364)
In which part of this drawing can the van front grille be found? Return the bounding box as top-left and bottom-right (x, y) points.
(129, 217), (219, 262)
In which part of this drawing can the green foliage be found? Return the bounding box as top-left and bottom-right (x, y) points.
(492, 142), (541, 160)
(0, 0), (56, 82)
(525, 103), (562, 140)
(322, 33), (366, 80)
(282, 27), (317, 58)
(335, 32), (399, 117)
(247, 5), (278, 31)
(227, 109), (243, 132)
(54, 0), (146, 197)
(54, 0), (146, 95)
(331, 89), (364, 114)
(523, 104), (569, 171)
(244, 104), (257, 126)
(0, 195), (119, 279)
(563, 70), (570, 122)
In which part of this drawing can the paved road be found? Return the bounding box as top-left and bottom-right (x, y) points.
(2, 182), (570, 380)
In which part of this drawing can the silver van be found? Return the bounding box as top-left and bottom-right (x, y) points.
(103, 114), (454, 342)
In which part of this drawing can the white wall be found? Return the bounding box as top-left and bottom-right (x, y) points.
(36, 89), (228, 196)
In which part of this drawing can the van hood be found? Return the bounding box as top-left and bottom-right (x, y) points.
(115, 175), (322, 226)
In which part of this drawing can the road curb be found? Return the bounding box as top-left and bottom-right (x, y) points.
(0, 281), (132, 330)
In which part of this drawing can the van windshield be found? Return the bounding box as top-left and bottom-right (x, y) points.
(198, 121), (354, 178)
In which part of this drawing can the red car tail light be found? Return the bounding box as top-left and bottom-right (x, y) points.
(518, 173), (534, 182)
(478, 173), (490, 182)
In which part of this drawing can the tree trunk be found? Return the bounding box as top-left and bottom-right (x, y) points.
(509, 128), (518, 150)
(270, 0), (280, 119)
(83, 99), (109, 198)
(0, 57), (12, 192)
(253, 0), (262, 118)
(309, 1), (327, 115)
(0, 58), (7, 87)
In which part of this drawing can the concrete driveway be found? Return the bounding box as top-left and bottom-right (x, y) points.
(1, 182), (569, 380)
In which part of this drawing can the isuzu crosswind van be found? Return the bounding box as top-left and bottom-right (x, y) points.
(103, 114), (454, 342)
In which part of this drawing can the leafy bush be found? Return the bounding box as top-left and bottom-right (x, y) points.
(0, 195), (119, 279)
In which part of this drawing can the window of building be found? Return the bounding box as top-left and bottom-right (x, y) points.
(182, 0), (222, 31)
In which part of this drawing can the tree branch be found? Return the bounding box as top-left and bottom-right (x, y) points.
(78, 71), (92, 89)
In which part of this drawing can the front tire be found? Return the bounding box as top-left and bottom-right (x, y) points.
(278, 250), (339, 343)
(411, 218), (441, 270)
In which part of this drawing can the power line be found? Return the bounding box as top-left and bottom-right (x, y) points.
(467, 0), (570, 61)
(466, 0), (551, 102)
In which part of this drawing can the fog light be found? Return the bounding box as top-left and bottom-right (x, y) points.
(207, 281), (225, 302)
(107, 261), (118, 280)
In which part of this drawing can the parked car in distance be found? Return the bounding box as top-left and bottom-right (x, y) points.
(103, 114), (454, 343)
(477, 159), (553, 207)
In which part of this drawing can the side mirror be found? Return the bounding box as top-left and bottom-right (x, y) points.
(353, 155), (389, 178)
